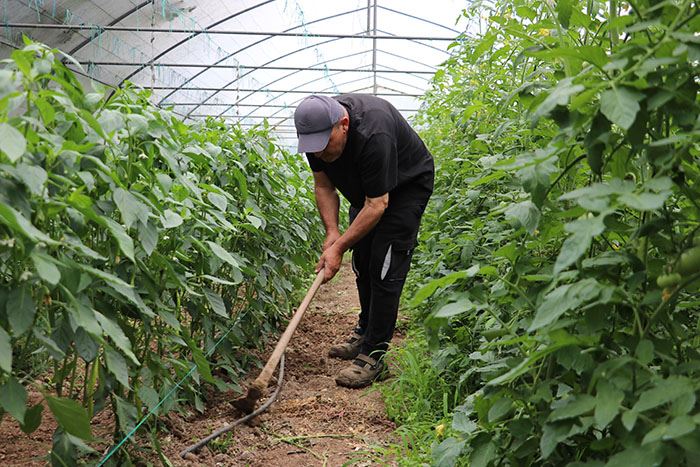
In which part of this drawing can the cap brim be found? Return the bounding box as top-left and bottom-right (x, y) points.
(297, 128), (332, 153)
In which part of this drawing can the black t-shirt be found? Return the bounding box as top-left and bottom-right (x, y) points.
(305, 94), (434, 209)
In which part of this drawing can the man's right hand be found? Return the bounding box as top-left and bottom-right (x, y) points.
(322, 230), (341, 251)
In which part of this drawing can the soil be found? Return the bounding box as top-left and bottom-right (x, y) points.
(0, 261), (400, 466)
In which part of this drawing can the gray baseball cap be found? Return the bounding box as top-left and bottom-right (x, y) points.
(294, 95), (345, 153)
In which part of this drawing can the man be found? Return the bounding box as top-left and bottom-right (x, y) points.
(294, 94), (434, 388)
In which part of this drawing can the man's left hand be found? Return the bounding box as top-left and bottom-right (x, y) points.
(316, 245), (343, 283)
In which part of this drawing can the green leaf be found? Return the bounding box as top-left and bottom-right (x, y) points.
(529, 279), (602, 331)
(604, 443), (662, 467)
(13, 163), (47, 196)
(138, 386), (159, 413)
(31, 252), (61, 286)
(470, 440), (497, 467)
(595, 380), (624, 429)
(622, 410), (638, 431)
(45, 396), (93, 440)
(114, 395), (138, 434)
(505, 200), (540, 234)
(104, 344), (130, 389)
(246, 214), (263, 229)
(138, 220), (158, 256)
(432, 437), (465, 467)
(103, 218), (135, 262)
(0, 123), (27, 162)
(633, 376), (694, 412)
(636, 340), (654, 365)
(540, 422), (572, 458)
(0, 327), (11, 373)
(618, 191), (670, 211)
(206, 241), (240, 269)
(435, 297), (474, 318)
(600, 87), (644, 130)
(201, 274), (239, 286)
(533, 77), (584, 122)
(664, 415), (696, 440)
(6, 286), (36, 336)
(409, 270), (470, 307)
(0, 202), (58, 245)
(113, 188), (149, 229)
(488, 397), (512, 422)
(20, 403), (43, 434)
(186, 339), (215, 384)
(452, 411), (477, 434)
(556, 0), (573, 28)
(94, 311), (139, 364)
(34, 96), (55, 124)
(0, 377), (27, 423)
(161, 209), (183, 228)
(554, 215), (607, 274)
(207, 192), (228, 212)
(203, 288), (227, 318)
(549, 395), (595, 421)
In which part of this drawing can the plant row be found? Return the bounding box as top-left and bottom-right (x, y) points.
(385, 0), (700, 465)
(0, 40), (321, 465)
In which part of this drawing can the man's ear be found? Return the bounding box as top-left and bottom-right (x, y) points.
(341, 115), (350, 131)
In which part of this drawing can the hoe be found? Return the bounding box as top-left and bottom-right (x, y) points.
(232, 269), (325, 414)
(181, 269), (325, 457)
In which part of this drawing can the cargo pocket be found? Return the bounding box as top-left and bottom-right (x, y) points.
(379, 243), (414, 282)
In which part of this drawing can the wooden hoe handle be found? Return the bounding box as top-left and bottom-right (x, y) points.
(251, 269), (325, 391)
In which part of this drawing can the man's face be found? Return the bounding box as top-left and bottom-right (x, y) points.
(313, 114), (349, 163)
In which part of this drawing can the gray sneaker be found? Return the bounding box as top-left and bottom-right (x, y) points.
(328, 331), (364, 360)
(335, 353), (386, 388)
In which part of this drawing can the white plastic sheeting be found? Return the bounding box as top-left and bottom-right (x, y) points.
(2, 0), (466, 145)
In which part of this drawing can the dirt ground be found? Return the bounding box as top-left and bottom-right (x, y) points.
(0, 261), (400, 466)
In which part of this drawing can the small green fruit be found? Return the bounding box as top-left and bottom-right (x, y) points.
(678, 247), (700, 275)
(657, 273), (681, 288)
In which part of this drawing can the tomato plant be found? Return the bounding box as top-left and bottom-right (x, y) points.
(388, 0), (700, 464)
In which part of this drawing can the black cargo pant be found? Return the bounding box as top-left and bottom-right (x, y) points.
(349, 200), (429, 357)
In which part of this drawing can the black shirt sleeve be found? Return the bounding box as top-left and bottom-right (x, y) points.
(305, 153), (323, 172)
(357, 132), (398, 198)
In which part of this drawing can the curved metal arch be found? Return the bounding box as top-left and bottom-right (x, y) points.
(114, 0), (276, 90)
(377, 74), (426, 92)
(377, 49), (438, 71)
(188, 26), (443, 119)
(228, 53), (429, 112)
(233, 65), (375, 119)
(156, 6), (368, 106)
(237, 74), (376, 122)
(236, 66), (427, 122)
(377, 28), (450, 56)
(214, 50), (374, 117)
(253, 80), (423, 130)
(377, 5), (462, 34)
(67, 0), (151, 56)
(183, 30), (372, 118)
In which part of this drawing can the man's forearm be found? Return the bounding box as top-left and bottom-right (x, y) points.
(333, 198), (387, 252)
(315, 186), (340, 234)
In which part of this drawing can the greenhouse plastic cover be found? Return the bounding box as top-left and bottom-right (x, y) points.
(1, 0), (466, 146)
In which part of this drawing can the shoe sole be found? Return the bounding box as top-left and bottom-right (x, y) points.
(335, 369), (388, 389)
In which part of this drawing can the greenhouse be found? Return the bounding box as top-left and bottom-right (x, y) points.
(0, 0), (699, 465)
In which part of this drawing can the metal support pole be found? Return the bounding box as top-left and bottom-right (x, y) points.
(75, 62), (434, 74)
(153, 87), (423, 96)
(2, 23), (455, 40)
(372, 0), (378, 95)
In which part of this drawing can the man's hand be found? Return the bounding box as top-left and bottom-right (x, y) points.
(316, 244), (343, 283)
(322, 229), (341, 251)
